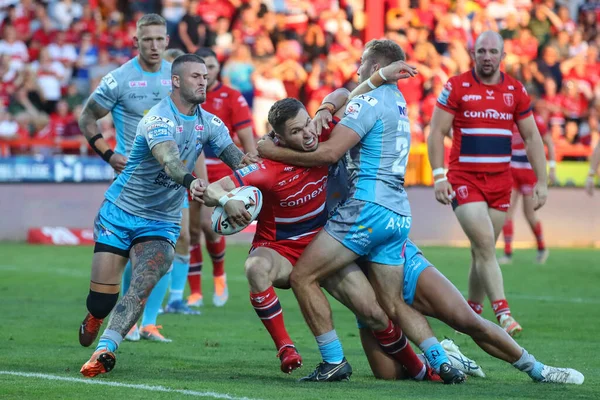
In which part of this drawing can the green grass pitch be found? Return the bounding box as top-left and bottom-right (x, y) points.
(0, 243), (598, 399)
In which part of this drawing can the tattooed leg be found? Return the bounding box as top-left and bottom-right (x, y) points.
(107, 240), (175, 336)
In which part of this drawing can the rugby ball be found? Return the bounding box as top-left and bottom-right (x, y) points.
(211, 186), (263, 235)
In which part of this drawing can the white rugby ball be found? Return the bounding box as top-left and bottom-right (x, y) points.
(211, 186), (263, 235)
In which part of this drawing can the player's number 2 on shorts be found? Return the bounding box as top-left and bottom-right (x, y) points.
(392, 136), (409, 175)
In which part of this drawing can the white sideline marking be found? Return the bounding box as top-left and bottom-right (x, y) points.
(0, 371), (262, 400)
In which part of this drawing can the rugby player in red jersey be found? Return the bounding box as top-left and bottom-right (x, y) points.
(499, 105), (557, 265)
(187, 48), (256, 308)
(428, 31), (548, 336)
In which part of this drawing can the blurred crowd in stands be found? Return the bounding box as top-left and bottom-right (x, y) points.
(0, 0), (598, 161)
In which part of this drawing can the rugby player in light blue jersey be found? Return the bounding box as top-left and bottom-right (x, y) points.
(77, 15), (193, 345)
(257, 39), (465, 383)
(79, 54), (255, 377)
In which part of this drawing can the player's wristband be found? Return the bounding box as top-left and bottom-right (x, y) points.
(432, 167), (445, 177)
(316, 103), (335, 115)
(434, 177), (448, 184)
(218, 194), (232, 207)
(88, 133), (114, 163)
(548, 161), (556, 168)
(367, 78), (377, 90)
(378, 68), (387, 81)
(183, 173), (195, 190)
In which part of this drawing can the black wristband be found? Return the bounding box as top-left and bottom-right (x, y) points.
(183, 173), (195, 190)
(88, 133), (114, 164)
(101, 149), (114, 163)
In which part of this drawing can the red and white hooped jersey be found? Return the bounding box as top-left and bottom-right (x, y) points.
(436, 69), (533, 173)
(510, 113), (548, 170)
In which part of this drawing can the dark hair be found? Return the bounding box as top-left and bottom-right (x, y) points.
(268, 98), (305, 135)
(364, 39), (406, 67)
(172, 53), (205, 76)
(195, 47), (217, 60)
(136, 13), (167, 31)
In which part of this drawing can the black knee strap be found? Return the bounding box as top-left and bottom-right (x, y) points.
(87, 290), (119, 319)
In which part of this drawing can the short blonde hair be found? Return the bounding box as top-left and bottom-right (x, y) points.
(136, 13), (167, 32)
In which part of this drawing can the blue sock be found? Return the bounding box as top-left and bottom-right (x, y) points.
(512, 348), (544, 381)
(316, 330), (344, 364)
(168, 254), (190, 304)
(419, 337), (449, 373)
(121, 261), (132, 295)
(96, 329), (122, 353)
(141, 271), (170, 327)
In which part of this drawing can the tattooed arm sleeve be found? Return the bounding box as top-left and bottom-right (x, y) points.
(151, 140), (190, 186)
(218, 143), (246, 170)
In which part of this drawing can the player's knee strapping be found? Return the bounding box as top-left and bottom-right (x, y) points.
(87, 290), (119, 319)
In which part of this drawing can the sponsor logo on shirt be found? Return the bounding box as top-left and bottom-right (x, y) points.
(486, 89), (495, 100)
(345, 102), (362, 119)
(128, 93), (147, 101)
(284, 166), (296, 172)
(462, 94), (482, 102)
(195, 124), (204, 131)
(177, 125), (184, 133)
(356, 94), (378, 106)
(102, 73), (118, 89)
(129, 80), (148, 88)
(238, 164), (259, 177)
(211, 116), (223, 126)
(397, 103), (408, 116)
(161, 79), (172, 86)
(146, 115), (175, 127)
(279, 175), (327, 207)
(147, 127), (170, 140)
(463, 109), (513, 120)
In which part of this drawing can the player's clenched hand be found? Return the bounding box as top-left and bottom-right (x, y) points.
(257, 136), (277, 159)
(190, 179), (206, 204)
(224, 199), (252, 228)
(434, 179), (455, 205)
(313, 109), (332, 136)
(381, 60), (418, 81)
(532, 182), (548, 210)
(109, 153), (127, 173)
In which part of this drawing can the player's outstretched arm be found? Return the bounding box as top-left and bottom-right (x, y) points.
(585, 139), (600, 196)
(258, 124), (360, 167)
(428, 106), (455, 205)
(517, 115), (549, 209)
(79, 97), (127, 172)
(218, 143), (257, 170)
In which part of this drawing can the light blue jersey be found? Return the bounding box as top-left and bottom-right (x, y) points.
(105, 96), (233, 223)
(339, 85), (412, 216)
(92, 57), (172, 156)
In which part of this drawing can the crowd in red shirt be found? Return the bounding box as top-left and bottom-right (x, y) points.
(0, 0), (598, 162)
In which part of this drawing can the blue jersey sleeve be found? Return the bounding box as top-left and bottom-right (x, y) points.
(141, 115), (176, 150)
(339, 94), (380, 139)
(207, 115), (235, 157)
(92, 71), (120, 111)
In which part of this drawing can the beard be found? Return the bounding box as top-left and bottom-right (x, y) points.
(476, 63), (498, 78)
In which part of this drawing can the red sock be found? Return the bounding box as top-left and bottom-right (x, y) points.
(468, 300), (483, 315)
(533, 222), (545, 251)
(188, 244), (203, 295)
(206, 237), (226, 277)
(503, 219), (513, 256)
(250, 287), (293, 351)
(372, 320), (425, 379)
(492, 299), (511, 321)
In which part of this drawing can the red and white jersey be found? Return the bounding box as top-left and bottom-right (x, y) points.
(436, 69), (533, 173)
(511, 113), (548, 170)
(230, 161), (328, 243)
(202, 82), (253, 165)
